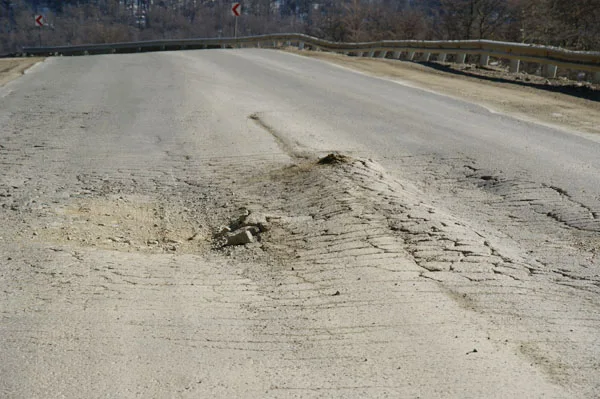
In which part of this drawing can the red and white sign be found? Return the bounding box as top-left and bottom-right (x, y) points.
(231, 3), (241, 17)
(35, 15), (44, 27)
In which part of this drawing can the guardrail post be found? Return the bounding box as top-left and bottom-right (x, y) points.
(392, 51), (401, 59)
(479, 54), (489, 66)
(438, 53), (447, 62)
(509, 59), (521, 73)
(298, 41), (304, 50)
(456, 53), (467, 64)
(594, 72), (600, 84)
(543, 64), (558, 78)
(421, 52), (431, 62)
(367, 50), (375, 57)
(408, 51), (415, 61)
(378, 51), (387, 58)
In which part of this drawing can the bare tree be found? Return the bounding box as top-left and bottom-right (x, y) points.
(0, 0), (598, 52)
(439, 0), (511, 40)
(342, 0), (368, 42)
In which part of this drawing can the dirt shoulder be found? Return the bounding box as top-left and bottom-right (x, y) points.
(286, 49), (600, 136)
(0, 58), (44, 87)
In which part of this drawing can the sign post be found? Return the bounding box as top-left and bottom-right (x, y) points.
(35, 15), (44, 46)
(231, 3), (241, 38)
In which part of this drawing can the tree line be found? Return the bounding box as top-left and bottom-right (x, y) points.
(1, 0), (599, 54)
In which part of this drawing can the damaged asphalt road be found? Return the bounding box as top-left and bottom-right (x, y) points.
(1, 49), (599, 398)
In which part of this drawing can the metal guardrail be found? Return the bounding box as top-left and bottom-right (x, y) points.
(20, 33), (600, 81)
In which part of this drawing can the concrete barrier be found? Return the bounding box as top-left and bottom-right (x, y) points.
(509, 59), (521, 73)
(543, 64), (558, 78)
(480, 54), (489, 66)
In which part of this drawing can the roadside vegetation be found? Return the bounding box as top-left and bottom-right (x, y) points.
(1, 0), (599, 54)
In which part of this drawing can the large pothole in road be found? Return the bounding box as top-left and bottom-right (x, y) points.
(37, 194), (210, 254)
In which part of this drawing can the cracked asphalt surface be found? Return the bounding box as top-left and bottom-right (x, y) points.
(1, 49), (599, 398)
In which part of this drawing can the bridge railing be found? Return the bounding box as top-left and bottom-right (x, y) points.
(20, 33), (600, 82)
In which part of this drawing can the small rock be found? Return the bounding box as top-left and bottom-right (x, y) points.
(225, 230), (254, 246)
(332, 290), (341, 296)
(217, 226), (231, 236)
(241, 213), (269, 232)
(188, 232), (202, 241)
(241, 225), (261, 236)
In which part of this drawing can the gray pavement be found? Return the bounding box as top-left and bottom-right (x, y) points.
(0, 49), (598, 398)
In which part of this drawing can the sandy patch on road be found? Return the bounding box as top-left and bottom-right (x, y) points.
(36, 194), (209, 254)
(286, 50), (600, 135)
(0, 58), (44, 87)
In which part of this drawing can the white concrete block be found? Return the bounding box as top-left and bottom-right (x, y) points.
(479, 54), (489, 66)
(543, 64), (558, 78)
(509, 59), (521, 73)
